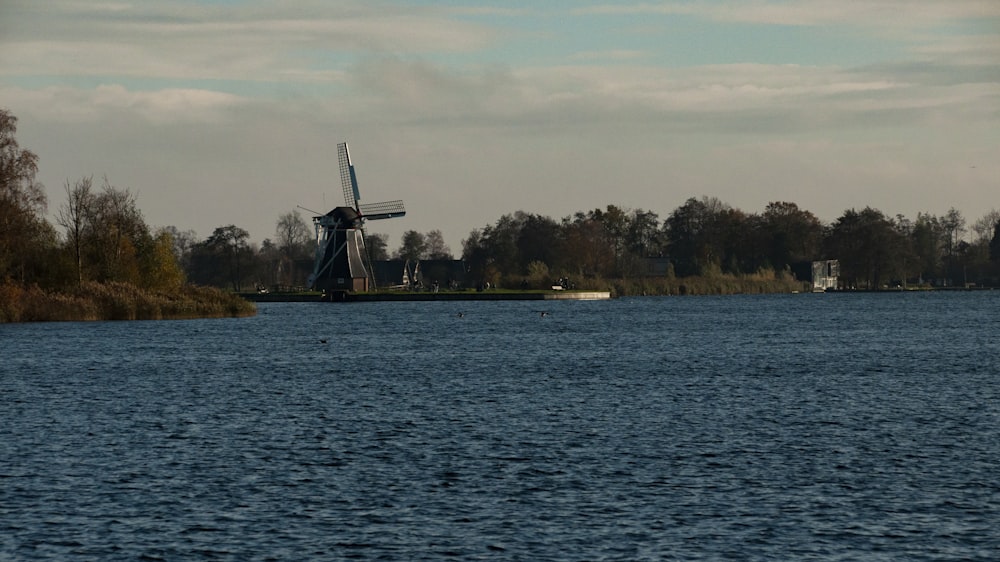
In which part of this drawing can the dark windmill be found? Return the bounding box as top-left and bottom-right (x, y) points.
(307, 142), (405, 300)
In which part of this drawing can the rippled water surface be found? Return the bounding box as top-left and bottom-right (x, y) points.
(3, 292), (999, 560)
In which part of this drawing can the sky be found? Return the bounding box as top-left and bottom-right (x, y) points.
(1, 1), (998, 253)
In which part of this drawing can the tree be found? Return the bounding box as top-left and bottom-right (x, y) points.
(57, 176), (93, 285)
(625, 209), (662, 258)
(395, 230), (427, 261)
(275, 210), (312, 259)
(86, 178), (150, 284)
(188, 225), (251, 291)
(424, 229), (453, 260)
(0, 108), (50, 283)
(593, 205), (629, 271)
(160, 225), (198, 271)
(910, 213), (943, 282)
(516, 214), (561, 273)
(991, 220), (1000, 263)
(561, 213), (614, 278)
(971, 209), (1000, 244)
(274, 210), (313, 287)
(825, 207), (909, 289)
(664, 196), (733, 277)
(461, 228), (493, 284)
(761, 201), (822, 269)
(941, 208), (966, 259)
(366, 232), (389, 261)
(141, 229), (185, 291)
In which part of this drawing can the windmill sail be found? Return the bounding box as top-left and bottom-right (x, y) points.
(360, 200), (406, 220)
(337, 142), (361, 210)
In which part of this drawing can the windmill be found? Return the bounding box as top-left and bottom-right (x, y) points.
(307, 142), (405, 299)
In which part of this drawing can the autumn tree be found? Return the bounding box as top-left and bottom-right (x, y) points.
(160, 225), (198, 272)
(56, 175), (185, 290)
(0, 108), (52, 283)
(141, 229), (185, 291)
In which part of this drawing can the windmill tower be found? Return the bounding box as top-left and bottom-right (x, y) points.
(307, 142), (405, 299)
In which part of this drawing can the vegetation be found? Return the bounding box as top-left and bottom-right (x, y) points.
(0, 108), (253, 322)
(460, 198), (1000, 293)
(4, 106), (999, 315)
(0, 281), (255, 322)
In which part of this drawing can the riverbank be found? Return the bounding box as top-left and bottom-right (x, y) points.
(239, 290), (611, 302)
(0, 281), (257, 323)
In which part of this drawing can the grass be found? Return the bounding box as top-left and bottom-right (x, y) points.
(0, 281), (256, 323)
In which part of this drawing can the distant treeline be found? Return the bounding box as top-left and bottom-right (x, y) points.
(177, 195), (1000, 294)
(460, 199), (1000, 290)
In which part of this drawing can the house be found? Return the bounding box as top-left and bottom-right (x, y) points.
(811, 260), (839, 292)
(416, 259), (469, 290)
(371, 260), (411, 290)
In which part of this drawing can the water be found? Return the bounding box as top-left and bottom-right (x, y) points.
(2, 293), (999, 560)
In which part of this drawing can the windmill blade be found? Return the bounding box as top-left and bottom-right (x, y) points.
(359, 200), (406, 220)
(337, 142), (361, 209)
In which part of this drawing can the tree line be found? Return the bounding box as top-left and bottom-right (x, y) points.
(460, 198), (1000, 290)
(4, 108), (999, 294)
(1, 109), (256, 321)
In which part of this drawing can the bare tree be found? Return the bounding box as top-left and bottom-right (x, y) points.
(87, 177), (148, 283)
(941, 207), (966, 258)
(424, 229), (453, 260)
(159, 225), (198, 269)
(972, 209), (1000, 243)
(57, 176), (93, 285)
(275, 210), (312, 259)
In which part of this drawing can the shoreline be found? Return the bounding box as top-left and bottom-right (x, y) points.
(240, 290), (612, 302)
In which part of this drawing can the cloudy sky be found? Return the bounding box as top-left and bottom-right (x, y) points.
(2, 1), (998, 252)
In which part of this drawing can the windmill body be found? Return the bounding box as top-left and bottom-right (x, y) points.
(307, 142), (405, 299)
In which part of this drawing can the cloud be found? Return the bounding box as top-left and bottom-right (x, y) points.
(0, 0), (499, 87)
(337, 57), (990, 141)
(2, 84), (245, 124)
(2, 0), (997, 250)
(577, 1), (1000, 28)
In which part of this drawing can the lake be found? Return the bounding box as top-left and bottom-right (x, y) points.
(2, 292), (999, 560)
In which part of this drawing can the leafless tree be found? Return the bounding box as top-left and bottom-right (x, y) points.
(57, 176), (93, 285)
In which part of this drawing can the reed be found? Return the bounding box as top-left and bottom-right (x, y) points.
(591, 269), (808, 297)
(0, 281), (256, 323)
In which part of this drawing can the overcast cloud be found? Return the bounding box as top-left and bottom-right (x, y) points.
(1, 0), (997, 251)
